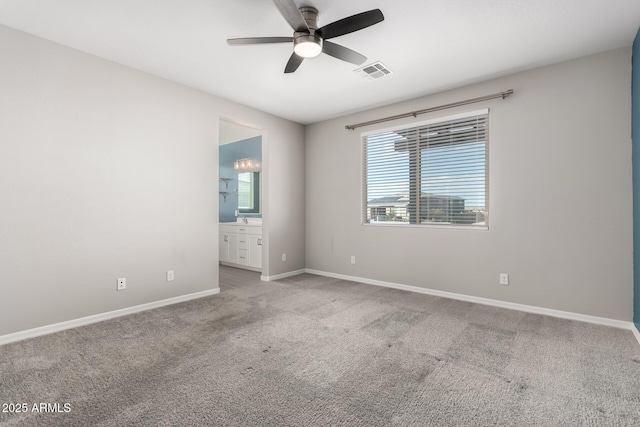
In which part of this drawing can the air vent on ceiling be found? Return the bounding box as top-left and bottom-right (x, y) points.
(354, 61), (392, 81)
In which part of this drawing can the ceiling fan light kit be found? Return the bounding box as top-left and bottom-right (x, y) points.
(293, 33), (322, 58)
(227, 0), (384, 73)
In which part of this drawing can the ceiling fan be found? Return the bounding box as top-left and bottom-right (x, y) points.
(227, 0), (384, 73)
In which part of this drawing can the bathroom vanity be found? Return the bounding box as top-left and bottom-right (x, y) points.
(219, 221), (262, 271)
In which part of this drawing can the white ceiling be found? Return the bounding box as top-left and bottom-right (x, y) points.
(0, 0), (638, 124)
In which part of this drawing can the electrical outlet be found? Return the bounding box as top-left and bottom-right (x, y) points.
(167, 270), (174, 282)
(351, 255), (356, 264)
(282, 253), (287, 262)
(117, 278), (126, 291)
(499, 273), (509, 286)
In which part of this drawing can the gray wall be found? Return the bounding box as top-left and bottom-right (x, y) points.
(305, 48), (633, 321)
(0, 25), (304, 336)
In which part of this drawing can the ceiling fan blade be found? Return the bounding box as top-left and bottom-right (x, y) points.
(317, 9), (384, 40)
(284, 52), (304, 73)
(322, 41), (366, 65)
(273, 0), (309, 32)
(227, 37), (293, 45)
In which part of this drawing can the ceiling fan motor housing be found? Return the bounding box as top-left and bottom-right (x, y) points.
(294, 7), (322, 57)
(299, 6), (319, 30)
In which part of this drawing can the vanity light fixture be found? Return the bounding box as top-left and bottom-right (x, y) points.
(234, 158), (260, 171)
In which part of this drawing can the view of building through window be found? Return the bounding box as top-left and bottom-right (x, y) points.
(363, 110), (488, 228)
(237, 172), (253, 210)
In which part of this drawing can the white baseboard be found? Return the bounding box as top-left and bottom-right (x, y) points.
(5, 270), (637, 347)
(261, 269), (306, 282)
(305, 268), (636, 332)
(0, 288), (220, 346)
(633, 324), (640, 346)
(220, 261), (261, 272)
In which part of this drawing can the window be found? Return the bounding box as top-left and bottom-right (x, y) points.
(238, 172), (253, 210)
(238, 171), (261, 213)
(362, 109), (489, 228)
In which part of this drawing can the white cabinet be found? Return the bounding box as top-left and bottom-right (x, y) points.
(237, 226), (250, 266)
(219, 223), (262, 271)
(248, 234), (263, 269)
(219, 231), (238, 264)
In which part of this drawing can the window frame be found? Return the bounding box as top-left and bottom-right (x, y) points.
(361, 108), (489, 230)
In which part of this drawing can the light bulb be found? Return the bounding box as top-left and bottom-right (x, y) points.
(294, 34), (322, 58)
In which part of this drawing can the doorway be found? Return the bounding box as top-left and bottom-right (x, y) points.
(218, 119), (264, 276)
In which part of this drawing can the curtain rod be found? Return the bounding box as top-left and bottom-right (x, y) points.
(345, 89), (514, 131)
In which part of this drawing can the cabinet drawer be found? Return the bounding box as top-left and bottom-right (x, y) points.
(219, 224), (238, 233)
(246, 226), (262, 236)
(238, 237), (248, 250)
(238, 249), (248, 265)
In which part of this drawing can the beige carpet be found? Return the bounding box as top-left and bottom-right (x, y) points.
(1, 266), (639, 426)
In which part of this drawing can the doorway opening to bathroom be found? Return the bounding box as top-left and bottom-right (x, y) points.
(218, 119), (264, 277)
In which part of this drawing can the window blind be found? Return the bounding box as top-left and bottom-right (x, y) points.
(362, 110), (489, 228)
(238, 173), (253, 209)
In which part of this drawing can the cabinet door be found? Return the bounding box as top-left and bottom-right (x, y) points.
(219, 233), (229, 262)
(248, 235), (263, 269)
